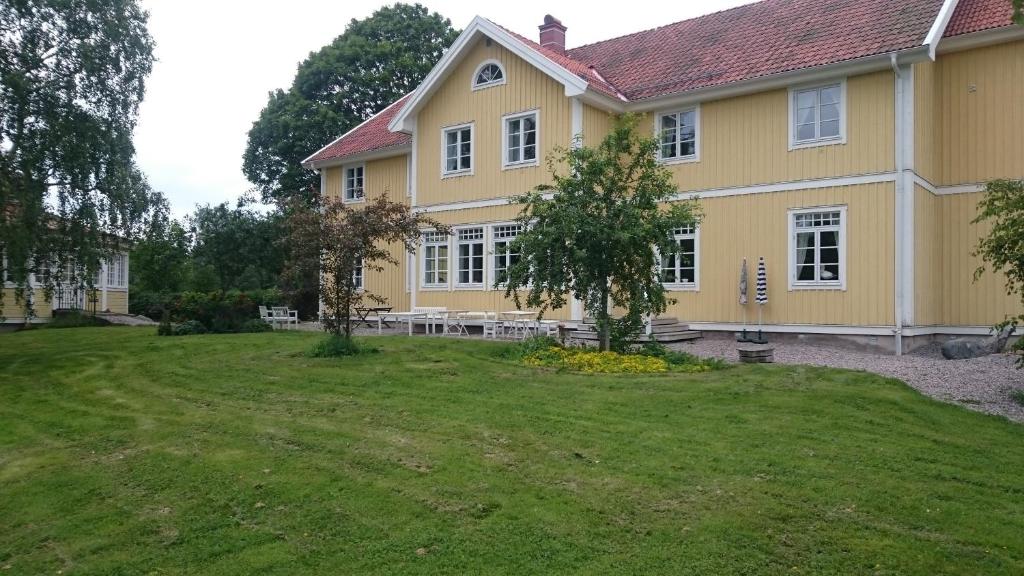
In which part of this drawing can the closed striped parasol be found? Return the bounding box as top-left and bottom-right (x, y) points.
(755, 257), (768, 305)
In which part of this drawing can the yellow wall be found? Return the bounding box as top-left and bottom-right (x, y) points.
(936, 39), (1024, 185)
(104, 290), (129, 315)
(415, 38), (571, 206)
(913, 60), (940, 184)
(582, 104), (614, 147)
(938, 191), (1022, 325)
(914, 185), (942, 326)
(642, 71), (895, 192)
(1, 288), (52, 321)
(666, 183), (895, 326)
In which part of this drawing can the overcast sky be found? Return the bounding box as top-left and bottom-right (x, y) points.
(134, 0), (754, 218)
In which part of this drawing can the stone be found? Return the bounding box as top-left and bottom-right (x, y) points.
(941, 325), (1015, 360)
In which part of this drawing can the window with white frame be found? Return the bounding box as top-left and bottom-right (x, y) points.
(344, 165), (364, 201)
(352, 256), (363, 290)
(503, 111), (538, 167)
(456, 227), (485, 286)
(660, 225), (698, 287)
(491, 224), (522, 285)
(790, 208), (845, 288)
(791, 83), (843, 147)
(422, 231), (449, 287)
(473, 61), (505, 89)
(106, 254), (127, 288)
(443, 124), (473, 175)
(658, 108), (698, 161)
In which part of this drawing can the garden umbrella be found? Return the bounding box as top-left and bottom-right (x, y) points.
(738, 259), (749, 342)
(755, 257), (768, 341)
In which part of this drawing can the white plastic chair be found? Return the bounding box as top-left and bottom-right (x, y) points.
(481, 312), (501, 339)
(539, 320), (560, 337)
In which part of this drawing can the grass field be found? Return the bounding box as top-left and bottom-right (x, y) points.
(1, 327), (1022, 575)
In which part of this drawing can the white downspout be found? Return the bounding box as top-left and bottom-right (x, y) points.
(891, 52), (914, 356)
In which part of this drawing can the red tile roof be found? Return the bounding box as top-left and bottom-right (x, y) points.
(304, 94), (412, 165)
(567, 0), (944, 102)
(310, 0), (1020, 165)
(944, 0), (1016, 37)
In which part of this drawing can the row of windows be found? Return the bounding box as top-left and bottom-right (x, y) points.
(422, 224), (523, 288)
(441, 109), (539, 178)
(1, 254), (127, 288)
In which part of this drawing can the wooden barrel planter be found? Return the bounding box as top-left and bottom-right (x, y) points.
(737, 346), (775, 363)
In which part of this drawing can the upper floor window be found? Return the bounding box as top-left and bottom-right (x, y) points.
(443, 123), (473, 176)
(790, 81), (845, 149)
(658, 108), (698, 162)
(789, 207), (846, 290)
(456, 227), (485, 286)
(422, 231), (449, 288)
(106, 254), (127, 288)
(492, 224), (522, 286)
(344, 164), (365, 202)
(503, 110), (538, 168)
(472, 60), (505, 90)
(660, 225), (699, 289)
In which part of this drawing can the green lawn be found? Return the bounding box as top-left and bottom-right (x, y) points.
(1, 328), (1022, 575)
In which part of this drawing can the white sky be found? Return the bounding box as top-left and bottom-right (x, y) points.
(134, 0), (754, 218)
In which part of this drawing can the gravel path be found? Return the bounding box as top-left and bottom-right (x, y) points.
(672, 335), (1024, 422)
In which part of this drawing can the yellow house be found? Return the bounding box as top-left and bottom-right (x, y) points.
(302, 0), (1024, 354)
(1, 251), (131, 324)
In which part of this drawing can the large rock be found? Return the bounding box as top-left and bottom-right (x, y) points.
(941, 326), (1015, 360)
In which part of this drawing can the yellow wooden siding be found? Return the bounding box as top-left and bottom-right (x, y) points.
(104, 290), (129, 314)
(641, 71), (895, 192)
(937, 40), (1024, 185)
(415, 39), (571, 206)
(365, 155), (408, 203)
(582, 104), (614, 147)
(939, 191), (1022, 325)
(0, 288), (52, 320)
(913, 60), (940, 184)
(324, 165), (343, 201)
(665, 183), (895, 326)
(914, 185), (942, 326)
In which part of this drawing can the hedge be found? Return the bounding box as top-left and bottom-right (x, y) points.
(132, 289), (285, 333)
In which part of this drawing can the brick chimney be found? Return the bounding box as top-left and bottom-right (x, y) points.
(538, 15), (567, 54)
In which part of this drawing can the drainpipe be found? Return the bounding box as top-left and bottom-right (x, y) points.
(891, 53), (904, 356)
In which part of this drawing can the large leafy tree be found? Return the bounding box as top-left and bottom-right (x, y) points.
(503, 115), (701, 351)
(973, 179), (1024, 365)
(188, 202), (284, 292)
(130, 194), (191, 294)
(0, 0), (156, 317)
(243, 3), (459, 207)
(283, 195), (445, 338)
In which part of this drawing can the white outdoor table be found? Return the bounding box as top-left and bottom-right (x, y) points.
(379, 311), (427, 335)
(455, 311), (490, 336)
(501, 311), (539, 339)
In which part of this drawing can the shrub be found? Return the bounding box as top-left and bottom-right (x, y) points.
(1011, 389), (1024, 408)
(309, 335), (367, 358)
(133, 288), (286, 333)
(172, 320), (207, 336)
(157, 309), (173, 336)
(500, 335), (562, 360)
(525, 347), (669, 374)
(635, 341), (728, 371)
(238, 319), (273, 333)
(47, 310), (110, 329)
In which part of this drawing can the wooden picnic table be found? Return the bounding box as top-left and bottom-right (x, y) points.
(354, 306), (392, 328)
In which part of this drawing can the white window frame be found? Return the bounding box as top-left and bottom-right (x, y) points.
(421, 230), (450, 290)
(105, 254), (128, 289)
(788, 205), (847, 291)
(659, 225), (700, 291)
(655, 105), (700, 164)
(343, 163), (365, 203)
(501, 109), (540, 170)
(454, 226), (486, 289)
(489, 223), (522, 288)
(788, 79), (847, 150)
(352, 256), (364, 291)
(471, 59), (506, 91)
(441, 122), (474, 178)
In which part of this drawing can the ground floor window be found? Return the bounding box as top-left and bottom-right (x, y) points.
(492, 224), (521, 285)
(422, 231), (449, 288)
(352, 256), (363, 290)
(456, 227), (485, 286)
(660, 225), (698, 289)
(789, 206), (846, 289)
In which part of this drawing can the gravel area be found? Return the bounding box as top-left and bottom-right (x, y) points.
(672, 334), (1024, 422)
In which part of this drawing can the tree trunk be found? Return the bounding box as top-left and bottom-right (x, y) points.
(598, 283), (610, 352)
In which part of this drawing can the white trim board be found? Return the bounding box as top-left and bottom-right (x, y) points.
(671, 172), (896, 202)
(688, 322), (1001, 337)
(924, 0), (961, 60)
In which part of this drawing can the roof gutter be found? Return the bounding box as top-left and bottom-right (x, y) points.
(301, 143), (412, 171)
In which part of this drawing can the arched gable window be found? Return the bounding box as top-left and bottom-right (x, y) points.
(472, 60), (505, 89)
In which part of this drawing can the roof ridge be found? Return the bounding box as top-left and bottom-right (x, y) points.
(566, 0), (762, 54)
